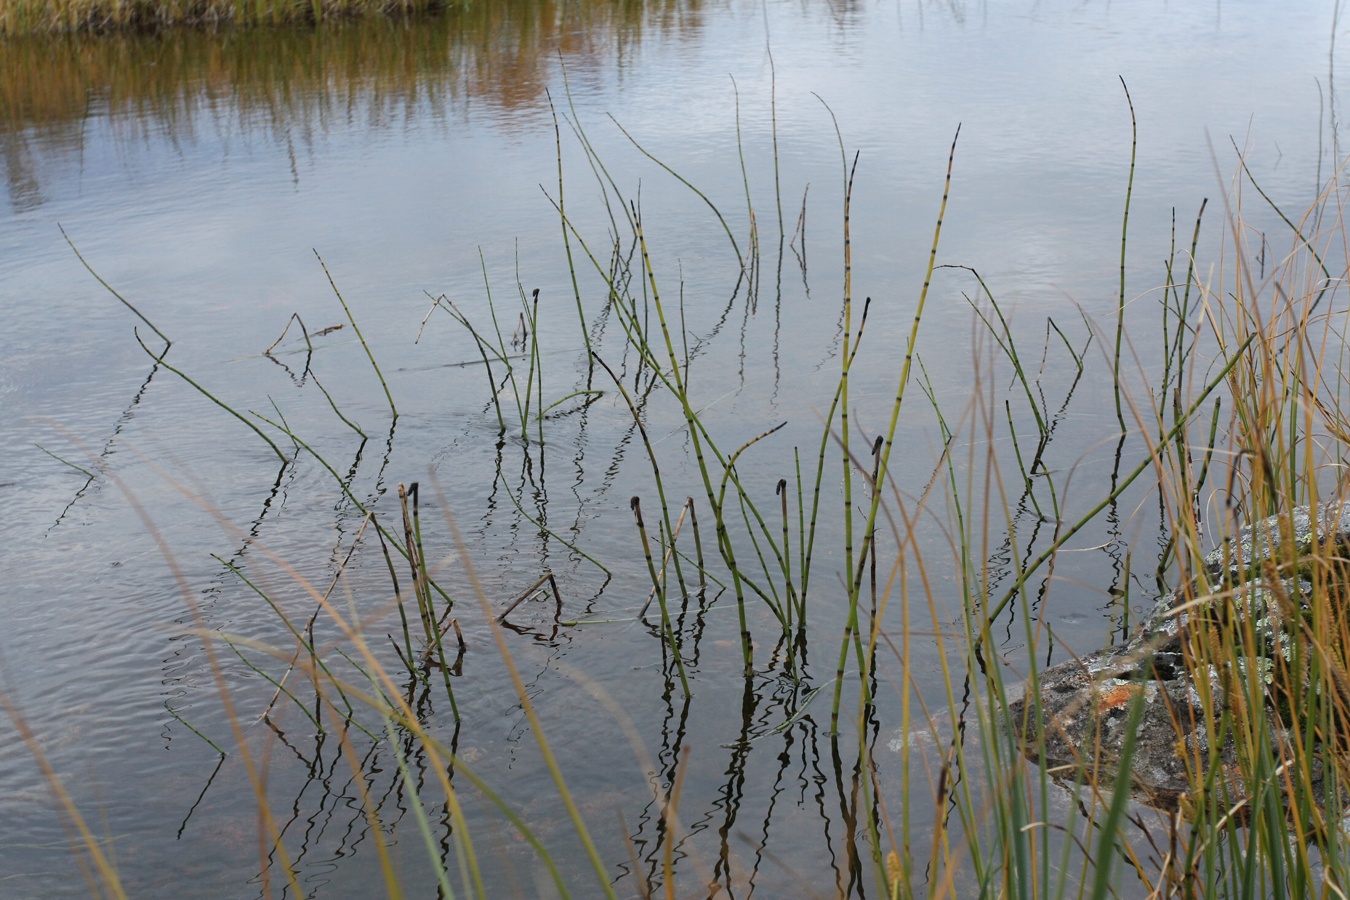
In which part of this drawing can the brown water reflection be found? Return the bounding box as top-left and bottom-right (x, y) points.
(0, 0), (719, 208)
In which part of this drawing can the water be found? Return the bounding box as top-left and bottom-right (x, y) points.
(0, 1), (1345, 895)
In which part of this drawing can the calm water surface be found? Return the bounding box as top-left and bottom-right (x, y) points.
(0, 1), (1345, 895)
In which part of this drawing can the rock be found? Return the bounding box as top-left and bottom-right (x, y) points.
(1007, 501), (1350, 814)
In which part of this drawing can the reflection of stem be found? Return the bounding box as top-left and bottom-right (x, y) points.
(633, 497), (691, 698)
(99, 434), (305, 894)
(496, 456), (612, 576)
(174, 754), (225, 840)
(48, 362), (160, 532)
(382, 714), (456, 899)
(401, 482), (458, 718)
(711, 676), (757, 891)
(216, 527), (365, 727)
(374, 512), (417, 677)
(662, 745), (690, 894)
(979, 334), (1255, 638)
(448, 510), (617, 898)
(829, 735), (865, 892)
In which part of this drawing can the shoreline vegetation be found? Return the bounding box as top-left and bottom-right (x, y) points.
(0, 0), (455, 36)
(45, 122), (1350, 895)
(11, 4), (1350, 896)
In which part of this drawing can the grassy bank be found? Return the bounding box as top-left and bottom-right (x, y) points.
(0, 0), (452, 35)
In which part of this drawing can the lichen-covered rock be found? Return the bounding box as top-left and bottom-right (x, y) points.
(1008, 501), (1350, 814)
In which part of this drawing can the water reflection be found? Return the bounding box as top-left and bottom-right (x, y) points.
(0, 0), (718, 209)
(3, 0), (1346, 895)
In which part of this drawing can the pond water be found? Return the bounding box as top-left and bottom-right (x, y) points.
(1, 1), (1345, 896)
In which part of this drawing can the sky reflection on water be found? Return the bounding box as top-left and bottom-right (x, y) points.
(0, 1), (1345, 895)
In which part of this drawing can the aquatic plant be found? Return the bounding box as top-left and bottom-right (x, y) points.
(19, 80), (1350, 900)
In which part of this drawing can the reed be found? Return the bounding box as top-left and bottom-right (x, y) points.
(29, 75), (1350, 899)
(406, 90), (1350, 896)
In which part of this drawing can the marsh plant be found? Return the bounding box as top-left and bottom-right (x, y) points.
(29, 90), (1350, 898)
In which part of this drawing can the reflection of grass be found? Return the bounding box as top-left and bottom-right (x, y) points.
(21, 93), (1350, 897)
(0, 0), (442, 34)
(1, 1), (708, 206)
(1, 1), (692, 116)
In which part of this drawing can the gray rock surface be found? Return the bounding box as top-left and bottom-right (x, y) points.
(1007, 501), (1350, 813)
